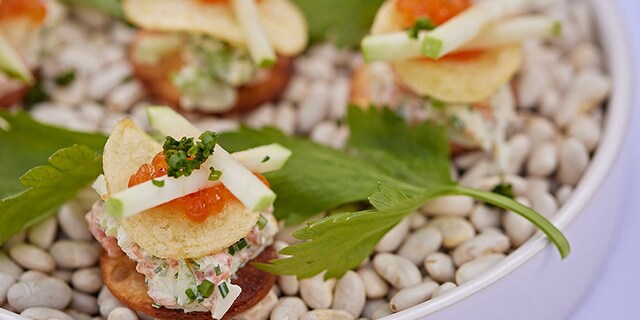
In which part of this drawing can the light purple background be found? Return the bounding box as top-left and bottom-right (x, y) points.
(568, 0), (640, 319)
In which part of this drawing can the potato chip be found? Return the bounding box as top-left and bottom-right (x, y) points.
(123, 0), (307, 56)
(103, 119), (260, 259)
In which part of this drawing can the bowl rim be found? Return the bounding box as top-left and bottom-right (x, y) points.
(391, 0), (636, 318)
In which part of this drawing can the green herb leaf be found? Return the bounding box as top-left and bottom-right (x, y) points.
(0, 111), (107, 198)
(291, 0), (385, 47)
(151, 179), (164, 187)
(55, 69), (76, 87)
(0, 145), (103, 244)
(197, 280), (214, 299)
(208, 167), (222, 181)
(406, 17), (437, 39)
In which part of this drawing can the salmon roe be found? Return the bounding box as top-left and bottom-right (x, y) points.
(395, 0), (472, 27)
(128, 152), (270, 222)
(0, 0), (47, 22)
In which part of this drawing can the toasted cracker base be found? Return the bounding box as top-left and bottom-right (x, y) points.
(129, 33), (293, 116)
(101, 246), (277, 320)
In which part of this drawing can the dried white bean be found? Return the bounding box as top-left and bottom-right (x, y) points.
(362, 300), (387, 320)
(427, 217), (475, 249)
(329, 76), (350, 120)
(431, 282), (457, 298)
(28, 217), (57, 249)
(371, 304), (393, 319)
(71, 290), (99, 315)
(357, 266), (389, 300)
(108, 307), (138, 320)
(558, 137), (589, 186)
(270, 297), (307, 320)
(50, 241), (100, 269)
(8, 278), (72, 312)
(554, 69), (611, 127)
(19, 271), (48, 282)
(329, 125), (349, 150)
(475, 175), (528, 197)
(423, 252), (455, 284)
(506, 134), (532, 174)
(375, 217), (409, 253)
(88, 62), (131, 100)
(531, 192), (559, 219)
(525, 116), (556, 147)
(570, 42), (602, 71)
(66, 309), (93, 320)
(421, 196), (473, 217)
(397, 227), (442, 265)
(0, 252), (22, 279)
(527, 177), (550, 199)
(20, 307), (73, 320)
(233, 290), (278, 320)
(568, 116), (601, 151)
(469, 205), (501, 231)
(455, 254), (506, 285)
(539, 88), (561, 118)
(503, 198), (535, 247)
(9, 244), (56, 273)
(298, 82), (330, 133)
(274, 102), (297, 135)
(106, 81), (144, 113)
(58, 201), (93, 241)
(527, 142), (558, 177)
(71, 268), (103, 294)
(299, 273), (335, 309)
(408, 212), (427, 230)
(52, 270), (72, 283)
(98, 286), (126, 317)
(310, 121), (338, 146)
(0, 273), (16, 304)
(556, 185), (573, 206)
(452, 231), (511, 266)
(389, 281), (439, 312)
(517, 60), (550, 109)
(296, 56), (334, 80)
(3, 232), (26, 250)
(300, 309), (354, 320)
(332, 271), (365, 318)
(245, 103), (276, 129)
(372, 253), (421, 289)
(283, 76), (309, 103)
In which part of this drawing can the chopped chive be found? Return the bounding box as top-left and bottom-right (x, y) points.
(407, 17), (437, 39)
(208, 167), (222, 181)
(228, 245), (236, 256)
(197, 279), (215, 298)
(191, 260), (200, 270)
(55, 69), (76, 87)
(214, 265), (222, 276)
(431, 99), (446, 109)
(218, 282), (229, 298)
(257, 215), (268, 230)
(152, 303), (162, 309)
(261, 156), (270, 163)
(154, 265), (163, 274)
(236, 238), (248, 251)
(151, 179), (164, 187)
(185, 288), (197, 302)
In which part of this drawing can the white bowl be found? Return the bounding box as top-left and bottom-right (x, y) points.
(389, 0), (635, 319)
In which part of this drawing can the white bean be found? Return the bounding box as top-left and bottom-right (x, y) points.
(556, 185), (574, 206)
(300, 309), (354, 320)
(427, 217), (475, 249)
(357, 266), (389, 300)
(503, 198), (535, 247)
(525, 116), (556, 147)
(527, 142), (558, 177)
(299, 273), (335, 309)
(58, 201), (93, 241)
(455, 254), (506, 285)
(52, 270), (72, 283)
(0, 251), (23, 279)
(270, 297), (307, 320)
(20, 307), (73, 320)
(71, 268), (103, 294)
(274, 102), (297, 135)
(531, 192), (559, 219)
(452, 231), (511, 266)
(295, 57), (334, 81)
(283, 76), (309, 103)
(372, 253), (421, 289)
(329, 76), (350, 120)
(278, 275), (299, 297)
(389, 281), (439, 312)
(27, 217), (57, 249)
(98, 286), (126, 317)
(568, 115), (601, 151)
(421, 196), (473, 217)
(7, 278), (72, 312)
(71, 290), (99, 315)
(362, 300), (387, 319)
(88, 61), (131, 100)
(397, 227), (442, 265)
(19, 271), (48, 282)
(233, 290), (278, 320)
(558, 138), (589, 186)
(423, 252), (455, 284)
(0, 273), (16, 304)
(298, 82), (330, 133)
(506, 134), (532, 174)
(527, 177), (550, 199)
(332, 271), (365, 318)
(3, 232), (26, 250)
(408, 212), (427, 230)
(245, 103), (276, 129)
(371, 304), (393, 319)
(469, 205), (501, 231)
(106, 81), (144, 113)
(50, 241), (100, 269)
(431, 282), (458, 298)
(108, 307), (138, 320)
(554, 69), (611, 127)
(539, 88), (561, 118)
(374, 218), (409, 253)
(474, 175), (529, 197)
(9, 244), (56, 273)
(570, 42), (602, 71)
(310, 121), (338, 146)
(66, 309), (93, 320)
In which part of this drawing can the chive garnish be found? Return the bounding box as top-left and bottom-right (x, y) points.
(228, 245), (236, 256)
(214, 265), (222, 276)
(55, 69), (76, 87)
(261, 156), (270, 163)
(185, 288), (197, 302)
(162, 131), (218, 178)
(236, 238), (248, 251)
(407, 17), (437, 39)
(152, 303), (161, 309)
(151, 179), (164, 187)
(208, 167), (222, 181)
(218, 282), (229, 298)
(191, 260), (200, 270)
(197, 280), (215, 299)
(257, 215), (268, 230)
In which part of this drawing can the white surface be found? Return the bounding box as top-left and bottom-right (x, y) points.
(568, 0), (640, 318)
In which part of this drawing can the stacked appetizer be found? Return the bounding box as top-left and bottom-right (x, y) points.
(0, 0), (60, 106)
(123, 0), (308, 114)
(87, 106), (292, 319)
(355, 0), (560, 163)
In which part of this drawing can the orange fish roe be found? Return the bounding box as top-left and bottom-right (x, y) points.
(0, 0), (46, 22)
(128, 152), (269, 222)
(395, 0), (472, 27)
